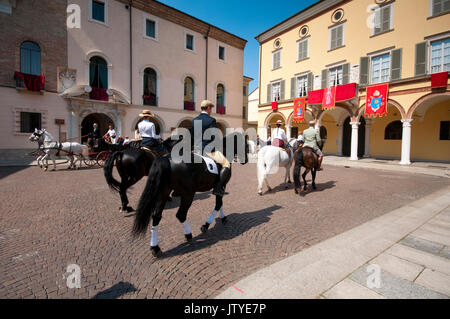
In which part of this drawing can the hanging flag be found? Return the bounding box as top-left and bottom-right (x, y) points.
(322, 86), (336, 109)
(271, 101), (278, 110)
(365, 83), (389, 117)
(431, 71), (448, 88)
(293, 97), (306, 122)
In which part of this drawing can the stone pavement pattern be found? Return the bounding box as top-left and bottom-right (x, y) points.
(0, 162), (448, 299)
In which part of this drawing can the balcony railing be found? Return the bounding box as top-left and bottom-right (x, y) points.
(184, 101), (195, 111)
(217, 105), (226, 114)
(90, 87), (109, 101)
(14, 72), (45, 92)
(143, 94), (158, 106)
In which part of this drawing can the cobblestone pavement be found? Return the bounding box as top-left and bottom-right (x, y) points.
(0, 163), (448, 299)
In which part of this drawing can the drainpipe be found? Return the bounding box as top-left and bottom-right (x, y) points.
(205, 26), (211, 100)
(128, 1), (133, 104)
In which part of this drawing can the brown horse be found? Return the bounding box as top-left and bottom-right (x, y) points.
(293, 146), (319, 194)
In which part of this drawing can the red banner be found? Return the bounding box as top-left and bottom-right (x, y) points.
(271, 101), (278, 110)
(293, 97), (306, 123)
(365, 83), (389, 118)
(307, 83), (357, 105)
(14, 72), (45, 92)
(431, 71), (448, 88)
(322, 86), (336, 109)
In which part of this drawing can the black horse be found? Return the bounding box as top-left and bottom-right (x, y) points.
(132, 132), (249, 257)
(103, 138), (179, 213)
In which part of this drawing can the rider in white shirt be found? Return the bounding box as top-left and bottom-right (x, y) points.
(138, 109), (164, 153)
(272, 120), (288, 148)
(104, 125), (116, 143)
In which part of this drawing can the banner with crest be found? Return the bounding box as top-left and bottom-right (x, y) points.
(293, 97), (306, 122)
(365, 83), (389, 117)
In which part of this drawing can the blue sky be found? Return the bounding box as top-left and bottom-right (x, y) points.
(158, 0), (318, 93)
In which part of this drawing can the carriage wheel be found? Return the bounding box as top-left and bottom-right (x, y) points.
(96, 151), (110, 167)
(84, 153), (97, 167)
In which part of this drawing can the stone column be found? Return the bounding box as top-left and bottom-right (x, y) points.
(337, 123), (344, 156)
(350, 121), (360, 161)
(286, 125), (291, 139)
(400, 119), (413, 165)
(364, 120), (372, 158)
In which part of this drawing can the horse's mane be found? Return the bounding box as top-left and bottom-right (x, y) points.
(43, 130), (55, 141)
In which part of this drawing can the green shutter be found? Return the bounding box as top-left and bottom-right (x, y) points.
(321, 69), (328, 88)
(267, 84), (271, 103)
(415, 42), (428, 76)
(291, 77), (296, 99)
(342, 63), (350, 84)
(391, 48), (402, 81)
(360, 57), (370, 86)
(307, 72), (313, 94)
(280, 80), (285, 101)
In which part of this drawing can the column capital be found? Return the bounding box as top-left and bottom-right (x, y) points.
(401, 118), (413, 126)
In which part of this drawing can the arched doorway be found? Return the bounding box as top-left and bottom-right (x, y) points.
(81, 113), (114, 143)
(342, 117), (365, 157)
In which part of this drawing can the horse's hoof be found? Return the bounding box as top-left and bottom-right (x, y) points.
(221, 216), (228, 224)
(312, 184), (317, 190)
(151, 245), (162, 258)
(126, 206), (134, 212)
(288, 181), (292, 184)
(267, 188), (272, 192)
(303, 187), (307, 191)
(285, 185), (289, 189)
(258, 191), (263, 196)
(185, 233), (193, 244)
(295, 188), (299, 194)
(200, 223), (210, 233)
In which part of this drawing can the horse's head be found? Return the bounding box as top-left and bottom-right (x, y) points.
(29, 128), (45, 142)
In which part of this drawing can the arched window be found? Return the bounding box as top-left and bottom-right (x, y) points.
(184, 77), (195, 110)
(20, 41), (41, 75)
(89, 56), (108, 89)
(216, 84), (225, 114)
(385, 121), (403, 140)
(143, 68), (157, 106)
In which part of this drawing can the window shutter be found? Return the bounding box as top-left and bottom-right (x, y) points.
(381, 5), (391, 32)
(290, 77), (296, 99)
(359, 57), (370, 85)
(342, 63), (350, 84)
(267, 84), (272, 103)
(336, 26), (343, 47)
(391, 48), (402, 81)
(307, 72), (313, 94)
(415, 42), (427, 76)
(433, 0), (443, 15)
(280, 80), (285, 101)
(321, 69), (328, 88)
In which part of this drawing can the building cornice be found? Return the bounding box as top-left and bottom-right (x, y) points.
(118, 0), (247, 50)
(255, 0), (348, 45)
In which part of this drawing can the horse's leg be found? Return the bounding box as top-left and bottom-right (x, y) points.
(201, 196), (225, 233)
(302, 169), (309, 191)
(176, 194), (195, 244)
(41, 153), (49, 171)
(51, 152), (56, 171)
(264, 163), (272, 192)
(119, 178), (136, 213)
(149, 200), (165, 258)
(311, 168), (317, 190)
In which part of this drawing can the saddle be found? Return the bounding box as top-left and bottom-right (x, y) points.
(192, 152), (219, 175)
(141, 146), (160, 158)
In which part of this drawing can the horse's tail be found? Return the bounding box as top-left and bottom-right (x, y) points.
(103, 151), (122, 193)
(133, 157), (170, 238)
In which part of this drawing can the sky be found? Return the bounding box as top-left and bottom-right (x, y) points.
(158, 0), (318, 93)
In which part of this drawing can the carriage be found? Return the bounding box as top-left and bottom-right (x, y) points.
(85, 138), (124, 167)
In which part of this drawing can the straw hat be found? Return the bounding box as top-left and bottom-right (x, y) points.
(139, 109), (154, 117)
(201, 100), (214, 108)
(309, 120), (316, 125)
(276, 120), (283, 125)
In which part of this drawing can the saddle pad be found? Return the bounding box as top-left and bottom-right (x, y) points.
(194, 153), (219, 175)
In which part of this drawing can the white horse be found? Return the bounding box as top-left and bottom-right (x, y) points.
(29, 129), (88, 171)
(256, 138), (298, 195)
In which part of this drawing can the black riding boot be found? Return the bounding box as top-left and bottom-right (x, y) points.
(212, 167), (231, 196)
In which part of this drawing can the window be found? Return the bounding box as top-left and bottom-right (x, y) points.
(146, 19), (156, 39)
(184, 77), (195, 110)
(329, 66), (343, 86)
(20, 41), (41, 75)
(297, 38), (309, 61)
(271, 82), (281, 101)
(431, 0), (450, 16)
(296, 75), (308, 97)
(242, 106), (247, 119)
(91, 0), (105, 23)
(20, 112), (41, 133)
(430, 38), (450, 73)
(372, 3), (393, 35)
(89, 56), (108, 89)
(143, 68), (157, 106)
(219, 46), (225, 60)
(216, 84), (225, 114)
(371, 53), (391, 84)
(329, 24), (344, 50)
(385, 121), (403, 140)
(243, 86), (247, 96)
(186, 34), (194, 51)
(273, 50), (281, 69)
(0, 1), (12, 14)
(440, 121), (450, 140)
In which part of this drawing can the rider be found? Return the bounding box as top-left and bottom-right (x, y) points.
(302, 120), (323, 171)
(138, 109), (164, 154)
(191, 100), (231, 197)
(104, 125), (116, 144)
(271, 120), (288, 148)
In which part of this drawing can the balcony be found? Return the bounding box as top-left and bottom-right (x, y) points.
(143, 94), (158, 106)
(90, 87), (109, 101)
(14, 72), (45, 92)
(184, 101), (195, 111)
(217, 105), (226, 114)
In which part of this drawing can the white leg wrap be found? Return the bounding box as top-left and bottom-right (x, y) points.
(219, 208), (225, 218)
(150, 226), (158, 247)
(182, 221), (191, 235)
(206, 210), (217, 224)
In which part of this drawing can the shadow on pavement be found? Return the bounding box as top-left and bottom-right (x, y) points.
(92, 281), (137, 299)
(0, 166), (30, 180)
(159, 205), (282, 259)
(299, 180), (337, 196)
